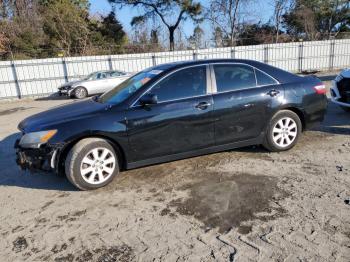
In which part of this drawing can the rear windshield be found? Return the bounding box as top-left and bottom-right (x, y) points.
(98, 69), (162, 104)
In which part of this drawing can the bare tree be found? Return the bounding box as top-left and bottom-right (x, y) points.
(212, 26), (224, 47)
(0, 0), (46, 57)
(325, 0), (350, 39)
(0, 31), (8, 52)
(188, 25), (204, 48)
(283, 0), (349, 40)
(207, 0), (255, 46)
(109, 0), (202, 51)
(174, 24), (187, 50)
(43, 0), (91, 56)
(298, 5), (318, 40)
(270, 0), (290, 43)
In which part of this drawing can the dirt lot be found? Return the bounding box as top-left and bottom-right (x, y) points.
(0, 82), (350, 261)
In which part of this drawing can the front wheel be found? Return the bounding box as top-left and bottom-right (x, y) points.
(73, 87), (88, 99)
(65, 138), (119, 190)
(263, 110), (302, 152)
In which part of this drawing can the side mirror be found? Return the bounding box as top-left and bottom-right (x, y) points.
(139, 93), (158, 106)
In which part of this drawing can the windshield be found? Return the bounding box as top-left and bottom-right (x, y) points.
(98, 69), (163, 104)
(83, 72), (96, 80)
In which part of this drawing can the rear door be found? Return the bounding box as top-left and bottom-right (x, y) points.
(211, 63), (283, 145)
(125, 65), (215, 163)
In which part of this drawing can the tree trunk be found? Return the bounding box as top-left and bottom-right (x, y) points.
(276, 23), (279, 43)
(169, 27), (175, 51)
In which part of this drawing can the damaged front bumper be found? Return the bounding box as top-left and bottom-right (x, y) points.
(58, 87), (74, 97)
(14, 139), (63, 172)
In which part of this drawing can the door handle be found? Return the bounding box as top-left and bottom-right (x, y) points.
(267, 89), (280, 97)
(195, 101), (211, 110)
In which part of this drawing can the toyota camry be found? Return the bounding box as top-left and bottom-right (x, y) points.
(15, 59), (328, 190)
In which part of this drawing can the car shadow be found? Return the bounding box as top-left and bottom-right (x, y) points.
(227, 144), (269, 155)
(35, 93), (74, 101)
(315, 99), (350, 135)
(0, 132), (76, 191)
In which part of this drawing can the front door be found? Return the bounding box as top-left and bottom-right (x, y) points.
(211, 63), (283, 145)
(89, 72), (109, 93)
(125, 65), (215, 163)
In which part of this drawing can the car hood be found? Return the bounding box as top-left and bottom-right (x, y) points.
(335, 68), (350, 82)
(18, 99), (107, 133)
(60, 80), (83, 88)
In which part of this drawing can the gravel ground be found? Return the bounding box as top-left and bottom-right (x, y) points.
(0, 80), (349, 261)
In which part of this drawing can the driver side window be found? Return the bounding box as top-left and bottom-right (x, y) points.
(148, 66), (207, 102)
(97, 72), (107, 79)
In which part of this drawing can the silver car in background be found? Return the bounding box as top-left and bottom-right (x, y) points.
(58, 70), (131, 99)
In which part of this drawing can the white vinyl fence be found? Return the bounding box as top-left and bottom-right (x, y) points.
(1, 39), (350, 99)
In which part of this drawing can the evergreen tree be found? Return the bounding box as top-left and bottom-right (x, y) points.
(99, 11), (127, 46)
(283, 0), (350, 40)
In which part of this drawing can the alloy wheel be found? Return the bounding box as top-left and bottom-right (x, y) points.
(75, 88), (86, 99)
(272, 117), (298, 148)
(80, 147), (116, 185)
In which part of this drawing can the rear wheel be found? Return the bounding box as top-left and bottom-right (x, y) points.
(263, 110), (302, 152)
(65, 138), (119, 190)
(74, 87), (87, 99)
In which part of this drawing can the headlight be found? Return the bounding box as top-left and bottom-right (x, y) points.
(19, 130), (57, 148)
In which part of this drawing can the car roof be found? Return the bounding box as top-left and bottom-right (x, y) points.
(92, 70), (125, 74)
(149, 59), (300, 83)
(151, 59), (265, 70)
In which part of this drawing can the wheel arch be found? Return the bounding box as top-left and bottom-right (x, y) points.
(277, 106), (306, 131)
(56, 134), (127, 175)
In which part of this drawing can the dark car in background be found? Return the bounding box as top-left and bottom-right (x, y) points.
(15, 59), (328, 190)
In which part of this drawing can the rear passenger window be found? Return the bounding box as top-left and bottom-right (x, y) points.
(110, 71), (125, 77)
(255, 69), (278, 86)
(149, 66), (207, 102)
(214, 64), (256, 92)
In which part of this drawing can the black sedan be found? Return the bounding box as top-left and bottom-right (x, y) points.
(15, 59), (328, 190)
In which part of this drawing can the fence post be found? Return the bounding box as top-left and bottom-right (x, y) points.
(152, 55), (156, 66)
(328, 40), (335, 71)
(264, 46), (269, 64)
(298, 42), (304, 73)
(62, 57), (69, 83)
(193, 50), (198, 60)
(231, 48), (235, 59)
(108, 56), (113, 71)
(10, 60), (21, 99)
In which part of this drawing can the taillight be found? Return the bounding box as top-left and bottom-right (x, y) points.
(313, 84), (327, 95)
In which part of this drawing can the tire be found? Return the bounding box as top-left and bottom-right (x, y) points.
(73, 87), (88, 99)
(263, 110), (302, 152)
(65, 138), (119, 190)
(340, 106), (350, 112)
